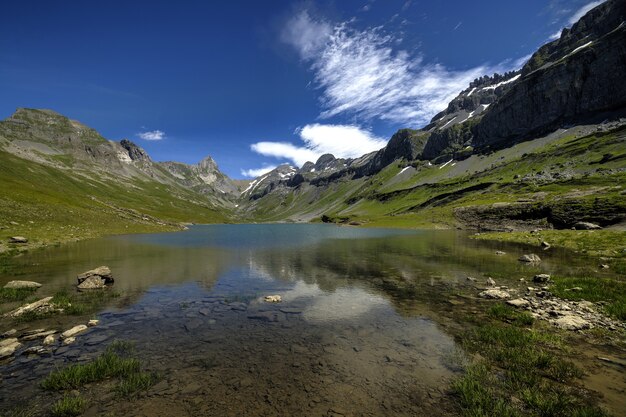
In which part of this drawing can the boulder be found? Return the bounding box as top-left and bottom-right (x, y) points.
(8, 236), (28, 244)
(519, 254), (541, 263)
(507, 299), (530, 308)
(3, 280), (42, 289)
(486, 277), (496, 287)
(553, 315), (591, 330)
(77, 276), (106, 290)
(87, 319), (99, 327)
(4, 297), (55, 318)
(43, 335), (56, 346)
(599, 264), (610, 269)
(61, 325), (87, 339)
(533, 274), (551, 283)
(479, 289), (511, 299)
(77, 266), (114, 284)
(574, 222), (602, 230)
(495, 250), (506, 255)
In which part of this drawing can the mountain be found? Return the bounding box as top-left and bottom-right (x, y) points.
(0, 109), (239, 249)
(1, 0), (624, 246)
(238, 0), (626, 230)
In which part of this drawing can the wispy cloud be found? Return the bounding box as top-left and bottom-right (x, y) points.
(240, 165), (278, 178)
(137, 130), (165, 141)
(548, 0), (605, 40)
(282, 11), (520, 126)
(568, 0), (604, 25)
(249, 124), (387, 167)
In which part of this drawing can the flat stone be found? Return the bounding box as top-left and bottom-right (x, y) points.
(9, 236), (28, 244)
(519, 254), (541, 263)
(507, 298), (530, 308)
(0, 339), (21, 358)
(63, 337), (76, 345)
(3, 280), (42, 289)
(61, 325), (87, 339)
(1, 329), (17, 337)
(22, 330), (57, 341)
(5, 297), (55, 318)
(495, 251), (506, 255)
(479, 289), (511, 299)
(553, 315), (591, 330)
(0, 337), (19, 348)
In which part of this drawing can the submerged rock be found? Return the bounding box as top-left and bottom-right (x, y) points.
(3, 280), (42, 289)
(479, 289), (511, 299)
(519, 254), (541, 263)
(264, 295), (282, 303)
(22, 330), (57, 341)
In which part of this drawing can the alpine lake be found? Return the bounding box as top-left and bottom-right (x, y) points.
(0, 224), (624, 416)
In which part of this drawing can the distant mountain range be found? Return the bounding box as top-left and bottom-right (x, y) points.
(1, 0), (624, 242)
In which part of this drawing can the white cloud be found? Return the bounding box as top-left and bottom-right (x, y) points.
(240, 165), (278, 178)
(549, 1), (605, 41)
(568, 1), (604, 25)
(249, 123), (387, 167)
(137, 130), (165, 141)
(282, 11), (522, 126)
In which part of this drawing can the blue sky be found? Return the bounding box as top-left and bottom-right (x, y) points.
(0, 0), (605, 178)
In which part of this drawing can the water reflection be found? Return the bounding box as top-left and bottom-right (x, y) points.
(0, 225), (596, 416)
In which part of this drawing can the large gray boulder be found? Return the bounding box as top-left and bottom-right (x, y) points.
(77, 276), (106, 290)
(77, 266), (114, 285)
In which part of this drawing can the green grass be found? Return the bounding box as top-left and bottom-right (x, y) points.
(41, 340), (158, 401)
(551, 276), (626, 320)
(0, 148), (232, 253)
(114, 371), (160, 398)
(13, 289), (120, 322)
(474, 230), (626, 258)
(488, 303), (535, 326)
(42, 346), (140, 390)
(452, 301), (608, 416)
(50, 396), (87, 417)
(0, 286), (38, 302)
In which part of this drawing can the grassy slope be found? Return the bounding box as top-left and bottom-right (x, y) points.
(245, 126), (626, 233)
(0, 149), (232, 251)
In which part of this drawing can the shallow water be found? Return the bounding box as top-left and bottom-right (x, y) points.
(0, 225), (620, 416)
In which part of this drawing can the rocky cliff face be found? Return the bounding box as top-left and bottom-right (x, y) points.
(473, 0), (626, 150)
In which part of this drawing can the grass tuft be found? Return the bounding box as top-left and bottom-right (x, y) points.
(0, 287), (38, 302)
(50, 395), (87, 417)
(551, 276), (626, 320)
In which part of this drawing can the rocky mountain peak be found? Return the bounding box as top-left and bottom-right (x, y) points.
(120, 139), (151, 162)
